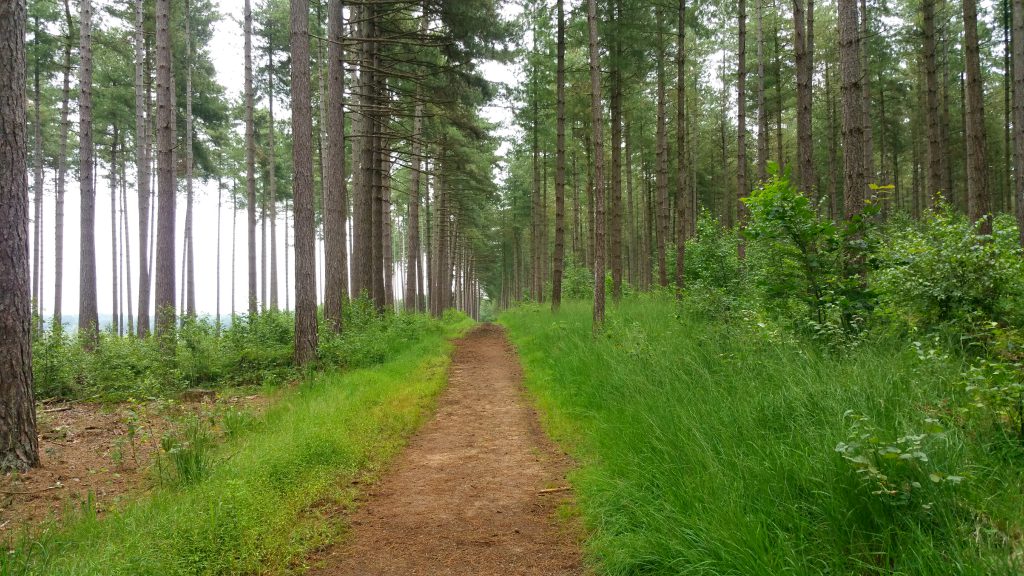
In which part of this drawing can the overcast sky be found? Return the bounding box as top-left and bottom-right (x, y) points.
(35, 0), (522, 323)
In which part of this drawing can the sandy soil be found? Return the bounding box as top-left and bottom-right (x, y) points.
(308, 324), (585, 575)
(0, 392), (269, 536)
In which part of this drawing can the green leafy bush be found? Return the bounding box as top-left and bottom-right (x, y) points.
(873, 207), (1024, 333)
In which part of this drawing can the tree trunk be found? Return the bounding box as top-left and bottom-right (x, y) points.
(324, 0), (346, 329)
(676, 0), (688, 288)
(109, 129), (120, 334)
(31, 15), (42, 324)
(184, 0), (196, 318)
(154, 0), (177, 339)
(963, 0), (992, 234)
(134, 0), (151, 336)
(756, 0), (768, 182)
(655, 13), (669, 288)
(120, 156), (133, 335)
(587, 0), (606, 331)
(353, 5), (376, 301)
(793, 0), (815, 196)
(859, 0), (874, 185)
(0, 0), (40, 472)
(738, 0), (748, 260)
(610, 0), (623, 301)
(1015, 0), (1024, 246)
(552, 0), (566, 312)
(268, 45), (279, 311)
(839, 0), (865, 219)
(383, 152), (394, 310)
(78, 0), (99, 344)
(531, 40), (542, 302)
(54, 0), (72, 328)
(291, 0), (318, 364)
(244, 0), (258, 315)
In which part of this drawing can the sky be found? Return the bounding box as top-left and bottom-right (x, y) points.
(34, 0), (522, 323)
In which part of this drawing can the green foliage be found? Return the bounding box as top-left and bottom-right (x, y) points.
(873, 208), (1024, 333)
(156, 416), (216, 487)
(502, 297), (1023, 575)
(31, 305), (472, 403)
(742, 166), (877, 346)
(5, 315), (471, 575)
(835, 411), (963, 508)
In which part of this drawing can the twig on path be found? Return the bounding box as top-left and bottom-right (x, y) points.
(42, 406), (73, 413)
(0, 485), (63, 496)
(538, 486), (571, 495)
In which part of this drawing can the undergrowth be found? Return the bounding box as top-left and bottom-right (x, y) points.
(502, 297), (1024, 575)
(3, 312), (473, 576)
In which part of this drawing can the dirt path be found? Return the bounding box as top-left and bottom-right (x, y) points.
(309, 324), (584, 575)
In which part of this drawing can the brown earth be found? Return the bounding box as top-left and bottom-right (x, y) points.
(308, 323), (586, 576)
(0, 392), (271, 536)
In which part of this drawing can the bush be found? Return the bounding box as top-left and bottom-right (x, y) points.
(873, 207), (1024, 334)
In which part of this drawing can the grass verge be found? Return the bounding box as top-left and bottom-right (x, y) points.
(501, 296), (1024, 575)
(4, 314), (474, 576)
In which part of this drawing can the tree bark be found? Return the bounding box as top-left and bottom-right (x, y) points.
(291, 0), (318, 364)
(1015, 0), (1024, 246)
(134, 0), (151, 336)
(54, 0), (73, 328)
(676, 0), (688, 288)
(793, 0), (815, 196)
(109, 129), (120, 334)
(154, 0), (177, 339)
(31, 15), (42, 323)
(245, 0), (258, 315)
(860, 0), (874, 185)
(655, 12), (669, 288)
(552, 0), (566, 312)
(839, 0), (865, 219)
(963, 0), (992, 234)
(0, 0), (40, 472)
(78, 0), (98, 344)
(610, 0), (623, 301)
(756, 0), (768, 182)
(738, 0), (749, 260)
(325, 0), (346, 329)
(587, 0), (606, 331)
(268, 45), (279, 311)
(184, 0), (196, 318)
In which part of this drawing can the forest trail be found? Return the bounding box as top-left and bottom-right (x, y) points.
(309, 324), (585, 575)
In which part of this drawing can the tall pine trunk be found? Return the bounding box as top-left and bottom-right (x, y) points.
(675, 0), (688, 288)
(963, 0), (992, 233)
(109, 129), (119, 334)
(1014, 0), (1024, 245)
(78, 0), (99, 344)
(291, 0), (318, 364)
(184, 0), (195, 318)
(154, 0), (177, 339)
(587, 0), (606, 331)
(655, 12), (669, 288)
(244, 0), (258, 315)
(54, 0), (73, 328)
(0, 0), (40, 472)
(552, 0), (566, 311)
(610, 0), (623, 301)
(738, 0), (748, 260)
(839, 0), (866, 219)
(324, 0), (346, 329)
(134, 0), (151, 336)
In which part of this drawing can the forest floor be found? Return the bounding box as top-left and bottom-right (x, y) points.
(307, 324), (586, 576)
(0, 392), (272, 534)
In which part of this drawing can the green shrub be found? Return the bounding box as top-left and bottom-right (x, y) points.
(873, 206), (1024, 334)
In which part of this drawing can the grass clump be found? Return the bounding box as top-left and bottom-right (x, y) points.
(501, 297), (1024, 575)
(4, 313), (473, 576)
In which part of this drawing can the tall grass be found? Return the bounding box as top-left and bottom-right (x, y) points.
(3, 314), (474, 576)
(502, 296), (1024, 575)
